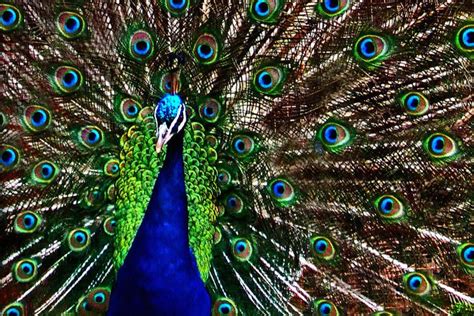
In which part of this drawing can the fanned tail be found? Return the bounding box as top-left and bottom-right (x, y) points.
(0, 0), (472, 315)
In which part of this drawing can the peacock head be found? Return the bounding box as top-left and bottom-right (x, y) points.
(154, 93), (187, 153)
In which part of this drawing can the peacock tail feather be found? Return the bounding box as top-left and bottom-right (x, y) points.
(1, 0), (473, 315)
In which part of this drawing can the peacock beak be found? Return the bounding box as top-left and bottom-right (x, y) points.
(154, 94), (187, 153)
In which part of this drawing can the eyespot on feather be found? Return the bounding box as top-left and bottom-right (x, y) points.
(403, 272), (432, 297)
(56, 11), (86, 39)
(1, 145), (20, 171)
(399, 92), (429, 116)
(198, 97), (223, 124)
(457, 243), (474, 271)
(212, 297), (238, 316)
(193, 33), (221, 65)
(252, 65), (287, 95)
(249, 0), (284, 24)
(77, 126), (105, 149)
(129, 30), (155, 61)
(162, 0), (190, 16)
(103, 217), (117, 236)
(422, 132), (460, 163)
(14, 211), (42, 233)
(373, 194), (407, 221)
(316, 0), (350, 18)
(266, 177), (296, 207)
(86, 287), (111, 313)
(52, 66), (84, 94)
(353, 33), (393, 69)
(310, 236), (336, 261)
(0, 4), (22, 31)
(22, 105), (52, 132)
(316, 119), (354, 154)
(31, 160), (59, 185)
(1, 302), (25, 316)
(67, 228), (91, 252)
(311, 299), (340, 316)
(12, 258), (38, 283)
(231, 237), (253, 262)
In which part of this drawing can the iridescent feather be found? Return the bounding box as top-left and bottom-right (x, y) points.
(0, 1), (472, 315)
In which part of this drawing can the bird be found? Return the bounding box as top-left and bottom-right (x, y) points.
(0, 0), (472, 315)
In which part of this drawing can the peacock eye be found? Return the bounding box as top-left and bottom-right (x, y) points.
(14, 211), (42, 233)
(22, 105), (52, 132)
(57, 12), (86, 39)
(355, 35), (388, 60)
(253, 65), (286, 95)
(13, 258), (38, 283)
(317, 120), (354, 153)
(310, 236), (336, 261)
(312, 299), (339, 316)
(81, 186), (106, 209)
(0, 145), (20, 170)
(354, 34), (392, 68)
(68, 228), (91, 252)
(79, 126), (104, 149)
(231, 134), (257, 159)
(87, 287), (111, 312)
(231, 238), (253, 261)
(403, 272), (431, 297)
(372, 312), (396, 316)
(32, 160), (59, 185)
(158, 71), (182, 94)
(53, 66), (84, 94)
(400, 92), (429, 116)
(193, 33), (220, 65)
(454, 24), (474, 55)
(129, 30), (155, 61)
(217, 168), (232, 189)
(163, 0), (190, 16)
(118, 98), (142, 122)
(317, 0), (350, 17)
(374, 194), (406, 221)
(103, 217), (117, 236)
(2, 303), (24, 316)
(423, 132), (460, 162)
(0, 4), (21, 31)
(249, 0), (283, 24)
(457, 243), (474, 270)
(104, 159), (120, 177)
(212, 298), (238, 316)
(267, 178), (296, 207)
(224, 193), (244, 215)
(198, 98), (222, 123)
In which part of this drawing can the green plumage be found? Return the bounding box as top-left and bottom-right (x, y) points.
(114, 109), (218, 279)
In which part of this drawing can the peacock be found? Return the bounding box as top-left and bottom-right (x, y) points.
(0, 0), (473, 315)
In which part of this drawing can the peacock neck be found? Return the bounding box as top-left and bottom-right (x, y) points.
(108, 130), (211, 315)
(150, 130), (188, 243)
(126, 129), (192, 266)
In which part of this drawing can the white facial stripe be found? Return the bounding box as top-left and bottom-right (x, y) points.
(155, 103), (187, 153)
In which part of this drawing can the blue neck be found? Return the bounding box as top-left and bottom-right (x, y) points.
(108, 131), (211, 315)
